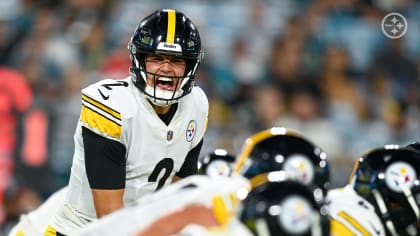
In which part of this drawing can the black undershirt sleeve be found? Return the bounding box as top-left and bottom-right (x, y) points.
(175, 139), (203, 178)
(82, 127), (127, 189)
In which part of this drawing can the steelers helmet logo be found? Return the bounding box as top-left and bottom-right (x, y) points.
(283, 154), (314, 185)
(278, 195), (312, 234)
(385, 161), (417, 192)
(206, 160), (232, 178)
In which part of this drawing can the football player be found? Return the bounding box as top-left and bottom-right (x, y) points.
(45, 9), (208, 235)
(327, 145), (420, 236)
(233, 127), (330, 199)
(238, 174), (330, 236)
(406, 141), (420, 153)
(198, 149), (236, 178)
(75, 175), (252, 236)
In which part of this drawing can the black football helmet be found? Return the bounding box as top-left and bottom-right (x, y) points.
(406, 141), (420, 153)
(350, 145), (420, 236)
(238, 179), (330, 236)
(233, 127), (330, 198)
(128, 9), (203, 106)
(198, 149), (236, 178)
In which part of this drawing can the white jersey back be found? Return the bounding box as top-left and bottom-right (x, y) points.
(327, 185), (385, 236)
(76, 175), (251, 236)
(52, 77), (208, 234)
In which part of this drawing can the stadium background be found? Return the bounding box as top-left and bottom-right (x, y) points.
(0, 0), (419, 234)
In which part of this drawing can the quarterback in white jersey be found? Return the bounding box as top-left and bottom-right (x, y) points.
(47, 9), (208, 235)
(75, 175), (253, 236)
(327, 185), (386, 236)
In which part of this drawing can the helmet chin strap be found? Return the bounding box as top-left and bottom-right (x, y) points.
(372, 189), (399, 236)
(310, 211), (322, 236)
(139, 68), (192, 107)
(396, 177), (420, 219)
(255, 218), (270, 236)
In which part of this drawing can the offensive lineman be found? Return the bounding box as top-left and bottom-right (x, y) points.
(75, 175), (252, 236)
(43, 9), (208, 235)
(327, 145), (420, 236)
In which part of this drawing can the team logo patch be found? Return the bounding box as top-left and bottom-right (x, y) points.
(206, 160), (232, 178)
(186, 120), (197, 142)
(385, 161), (416, 192)
(278, 195), (312, 234)
(284, 154), (314, 185)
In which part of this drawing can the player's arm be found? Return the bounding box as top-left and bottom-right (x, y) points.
(133, 204), (219, 236)
(82, 127), (127, 218)
(172, 139), (203, 182)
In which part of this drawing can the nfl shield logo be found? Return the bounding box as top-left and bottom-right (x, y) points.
(167, 130), (173, 141)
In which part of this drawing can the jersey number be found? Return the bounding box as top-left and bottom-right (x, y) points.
(101, 81), (129, 90)
(97, 81), (129, 100)
(148, 158), (174, 191)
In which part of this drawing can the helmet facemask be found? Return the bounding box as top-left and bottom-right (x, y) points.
(129, 49), (200, 107)
(352, 147), (420, 236)
(128, 9), (203, 107)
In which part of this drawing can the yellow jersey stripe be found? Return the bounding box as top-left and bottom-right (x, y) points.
(330, 218), (356, 236)
(82, 94), (121, 121)
(204, 117), (208, 134)
(338, 211), (370, 236)
(15, 229), (25, 236)
(212, 195), (231, 226)
(166, 9), (176, 43)
(81, 105), (122, 139)
(43, 225), (57, 236)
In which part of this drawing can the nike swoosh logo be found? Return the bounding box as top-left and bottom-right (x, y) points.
(97, 89), (109, 100)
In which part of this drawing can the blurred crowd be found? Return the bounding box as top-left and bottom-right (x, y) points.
(0, 0), (419, 234)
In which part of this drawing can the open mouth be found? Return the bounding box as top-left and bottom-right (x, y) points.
(156, 77), (176, 91)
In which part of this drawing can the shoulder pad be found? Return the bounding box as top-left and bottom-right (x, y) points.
(190, 86), (209, 112)
(80, 78), (135, 139)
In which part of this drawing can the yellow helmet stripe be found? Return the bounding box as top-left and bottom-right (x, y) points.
(233, 129), (273, 174)
(233, 127), (302, 174)
(249, 173), (270, 189)
(166, 9), (176, 43)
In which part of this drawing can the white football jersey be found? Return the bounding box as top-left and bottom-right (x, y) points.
(327, 185), (385, 236)
(8, 187), (67, 236)
(178, 218), (254, 236)
(76, 175), (251, 236)
(51, 77), (208, 235)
